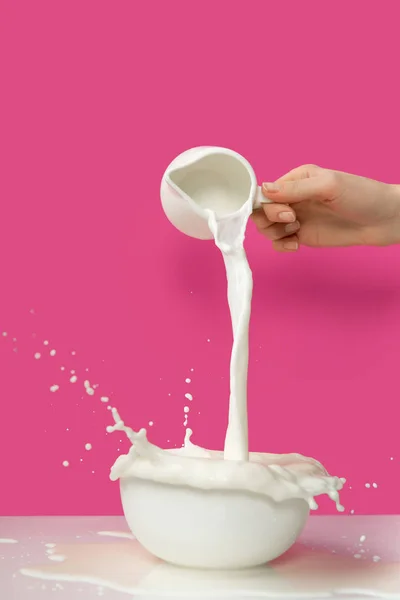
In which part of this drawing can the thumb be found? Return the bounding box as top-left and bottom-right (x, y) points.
(262, 172), (336, 204)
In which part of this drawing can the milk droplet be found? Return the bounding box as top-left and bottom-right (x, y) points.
(360, 535), (366, 543)
(190, 368), (194, 372)
(365, 483), (371, 488)
(390, 457), (394, 461)
(373, 555), (381, 562)
(48, 554), (66, 562)
(62, 461), (69, 467)
(185, 393), (193, 401)
(44, 340), (49, 346)
(71, 350), (76, 356)
(60, 366), (65, 371)
(207, 338), (210, 342)
(50, 385), (59, 393)
(372, 482), (378, 488)
(148, 421), (154, 427)
(97, 531), (134, 540)
(50, 349), (56, 356)
(184, 406), (190, 413)
(100, 396), (109, 403)
(350, 509), (355, 515)
(70, 376), (77, 383)
(84, 380), (95, 395)
(354, 554), (362, 559)
(1, 332), (7, 337)
(34, 352), (41, 360)
(85, 443), (92, 451)
(185, 378), (191, 383)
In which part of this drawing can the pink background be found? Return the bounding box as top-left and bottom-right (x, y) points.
(1, 1), (399, 517)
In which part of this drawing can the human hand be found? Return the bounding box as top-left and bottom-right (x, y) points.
(252, 165), (400, 252)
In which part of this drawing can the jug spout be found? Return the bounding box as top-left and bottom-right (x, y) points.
(161, 147), (267, 240)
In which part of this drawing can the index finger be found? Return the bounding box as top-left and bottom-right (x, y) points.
(275, 164), (321, 183)
(262, 166), (334, 204)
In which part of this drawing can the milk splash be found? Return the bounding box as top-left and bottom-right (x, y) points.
(108, 407), (345, 511)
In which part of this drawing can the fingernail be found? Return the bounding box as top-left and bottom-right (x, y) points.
(263, 182), (280, 193)
(284, 241), (298, 251)
(279, 211), (295, 223)
(285, 221), (300, 233)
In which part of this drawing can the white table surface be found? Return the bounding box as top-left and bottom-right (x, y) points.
(0, 516), (399, 599)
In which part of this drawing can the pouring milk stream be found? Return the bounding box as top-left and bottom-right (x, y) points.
(161, 146), (266, 461)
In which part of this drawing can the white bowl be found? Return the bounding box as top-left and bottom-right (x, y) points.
(120, 476), (309, 570)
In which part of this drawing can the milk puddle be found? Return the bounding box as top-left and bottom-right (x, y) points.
(20, 538), (400, 598)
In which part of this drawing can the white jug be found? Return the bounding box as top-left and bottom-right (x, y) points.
(160, 146), (268, 240)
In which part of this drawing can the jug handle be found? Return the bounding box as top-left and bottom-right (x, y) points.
(254, 185), (272, 210)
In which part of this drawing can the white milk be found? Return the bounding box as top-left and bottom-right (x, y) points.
(108, 410), (344, 511)
(207, 203), (253, 461)
(20, 537), (400, 597)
